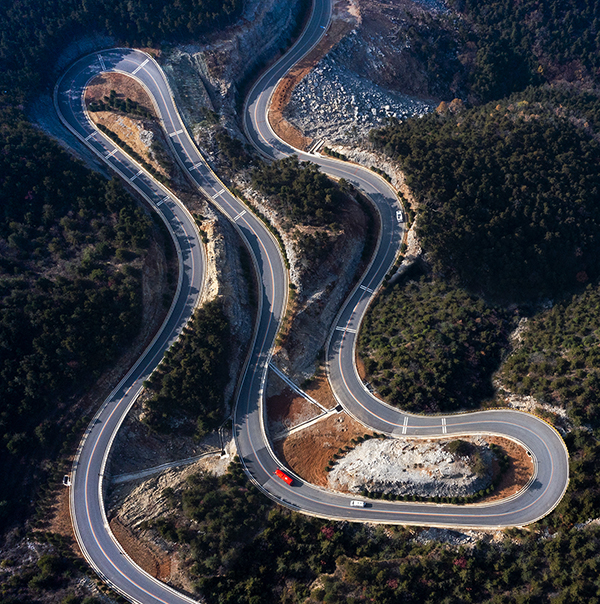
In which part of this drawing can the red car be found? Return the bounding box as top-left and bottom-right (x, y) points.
(275, 468), (293, 485)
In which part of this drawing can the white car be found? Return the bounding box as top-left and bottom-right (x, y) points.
(396, 210), (404, 223)
(350, 500), (366, 507)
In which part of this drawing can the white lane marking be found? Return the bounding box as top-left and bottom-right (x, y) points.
(169, 129), (183, 137)
(156, 196), (169, 206)
(188, 162), (202, 172)
(85, 131), (96, 141)
(97, 54), (106, 71)
(105, 149), (117, 159)
(442, 417), (447, 434)
(402, 416), (408, 434)
(233, 210), (247, 222)
(360, 285), (374, 294)
(212, 189), (225, 199)
(130, 169), (143, 182)
(131, 58), (149, 75)
(336, 326), (357, 334)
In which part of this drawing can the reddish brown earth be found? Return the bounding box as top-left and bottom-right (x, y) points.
(267, 370), (341, 435)
(268, 10), (356, 149)
(268, 386), (323, 433)
(484, 436), (535, 502)
(110, 518), (171, 581)
(276, 413), (373, 486)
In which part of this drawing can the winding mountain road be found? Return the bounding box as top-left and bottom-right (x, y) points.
(53, 0), (569, 602)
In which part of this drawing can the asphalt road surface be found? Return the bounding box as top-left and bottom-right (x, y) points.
(53, 0), (569, 601)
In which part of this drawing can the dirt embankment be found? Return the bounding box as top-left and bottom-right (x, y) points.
(267, 368), (339, 437)
(268, 0), (360, 150)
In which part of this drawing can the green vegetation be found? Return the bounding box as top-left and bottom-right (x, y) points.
(251, 156), (344, 227)
(0, 0), (243, 104)
(371, 97), (600, 302)
(359, 274), (513, 413)
(0, 531), (112, 603)
(370, 165), (392, 183)
(215, 129), (252, 170)
(500, 283), (600, 428)
(151, 455), (600, 604)
(403, 0), (600, 103)
(322, 146), (348, 161)
(143, 300), (230, 438)
(449, 0), (600, 101)
(0, 117), (152, 529)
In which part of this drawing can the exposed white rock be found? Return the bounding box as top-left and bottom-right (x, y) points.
(285, 50), (434, 144)
(328, 437), (494, 498)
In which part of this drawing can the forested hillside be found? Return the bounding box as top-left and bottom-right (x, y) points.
(359, 273), (514, 413)
(403, 0), (600, 103)
(140, 456), (600, 604)
(371, 90), (600, 302)
(143, 300), (231, 438)
(500, 283), (600, 428)
(0, 0), (243, 103)
(251, 156), (343, 227)
(0, 115), (156, 532)
(450, 0), (600, 101)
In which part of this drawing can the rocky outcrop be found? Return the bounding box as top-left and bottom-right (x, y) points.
(328, 437), (494, 498)
(285, 50), (433, 144)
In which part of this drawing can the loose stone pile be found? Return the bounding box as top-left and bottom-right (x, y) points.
(284, 52), (433, 143)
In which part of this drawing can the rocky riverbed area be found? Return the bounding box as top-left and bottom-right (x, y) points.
(328, 437), (495, 498)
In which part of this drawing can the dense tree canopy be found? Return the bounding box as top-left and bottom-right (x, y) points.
(0, 115), (152, 528)
(402, 0), (600, 104)
(371, 97), (600, 302)
(359, 273), (513, 413)
(449, 0), (600, 101)
(148, 453), (600, 604)
(0, 0), (243, 103)
(143, 300), (231, 438)
(500, 283), (600, 428)
(251, 156), (343, 227)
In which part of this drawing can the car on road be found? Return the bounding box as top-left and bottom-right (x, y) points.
(275, 468), (293, 485)
(350, 500), (366, 507)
